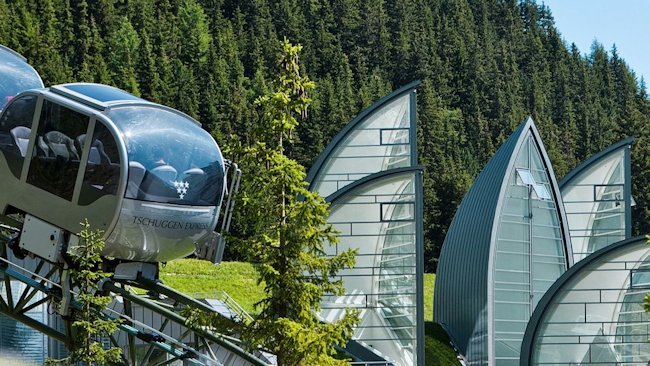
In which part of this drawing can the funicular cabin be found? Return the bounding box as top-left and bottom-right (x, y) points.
(0, 82), (226, 263)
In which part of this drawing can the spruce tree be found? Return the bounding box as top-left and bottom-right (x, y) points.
(0, 0), (8, 44)
(135, 29), (162, 101)
(234, 39), (358, 366)
(107, 17), (141, 94)
(34, 0), (70, 85)
(72, 0), (94, 81)
(5, 0), (650, 270)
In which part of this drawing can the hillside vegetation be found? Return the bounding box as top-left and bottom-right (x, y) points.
(161, 260), (459, 365)
(2, 0), (649, 271)
(160, 259), (265, 313)
(162, 259), (437, 318)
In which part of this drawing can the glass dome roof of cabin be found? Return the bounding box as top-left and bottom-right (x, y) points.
(55, 83), (141, 103)
(0, 45), (43, 111)
(36, 83), (222, 207)
(50, 83), (149, 111)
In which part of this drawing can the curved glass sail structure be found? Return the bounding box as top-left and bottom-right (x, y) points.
(320, 169), (422, 366)
(493, 134), (567, 364)
(307, 82), (418, 198)
(434, 117), (571, 365)
(308, 81), (423, 366)
(559, 138), (633, 263)
(521, 237), (650, 365)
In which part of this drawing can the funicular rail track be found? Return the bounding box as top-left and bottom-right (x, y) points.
(0, 233), (268, 366)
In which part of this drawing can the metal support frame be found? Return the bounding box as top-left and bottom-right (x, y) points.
(0, 230), (269, 366)
(0, 237), (66, 343)
(624, 144), (632, 238)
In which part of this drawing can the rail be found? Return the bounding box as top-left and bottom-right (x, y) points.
(189, 290), (254, 324)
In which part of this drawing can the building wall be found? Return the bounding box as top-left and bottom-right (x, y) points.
(522, 237), (650, 365)
(559, 139), (632, 263)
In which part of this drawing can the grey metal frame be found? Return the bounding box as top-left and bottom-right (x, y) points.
(624, 143), (632, 236)
(0, 243), (270, 365)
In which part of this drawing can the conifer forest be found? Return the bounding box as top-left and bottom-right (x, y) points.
(2, 0), (649, 272)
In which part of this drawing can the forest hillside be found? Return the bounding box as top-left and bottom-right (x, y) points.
(2, 0), (649, 272)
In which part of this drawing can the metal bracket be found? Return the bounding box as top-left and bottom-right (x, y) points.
(220, 160), (242, 237)
(58, 265), (71, 317)
(113, 261), (158, 281)
(195, 160), (241, 264)
(194, 231), (225, 264)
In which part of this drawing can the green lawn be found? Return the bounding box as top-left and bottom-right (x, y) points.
(160, 260), (458, 365)
(424, 273), (460, 365)
(424, 273), (434, 321)
(160, 259), (265, 314)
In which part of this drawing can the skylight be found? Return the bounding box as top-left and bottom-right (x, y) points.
(516, 168), (551, 200)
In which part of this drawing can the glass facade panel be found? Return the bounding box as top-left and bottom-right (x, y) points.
(380, 128), (410, 145)
(561, 148), (628, 262)
(320, 172), (419, 366)
(630, 269), (650, 288)
(587, 169), (625, 254)
(493, 134), (566, 364)
(614, 259), (650, 364)
(312, 94), (412, 198)
(527, 239), (650, 365)
(381, 202), (414, 221)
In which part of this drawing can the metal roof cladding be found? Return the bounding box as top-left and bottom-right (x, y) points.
(433, 116), (572, 359)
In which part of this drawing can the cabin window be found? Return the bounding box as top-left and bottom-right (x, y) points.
(27, 100), (89, 201)
(108, 106), (225, 206)
(78, 122), (121, 205)
(0, 96), (37, 178)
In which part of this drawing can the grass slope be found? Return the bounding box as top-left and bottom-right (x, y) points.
(424, 273), (460, 365)
(160, 259), (265, 314)
(160, 260), (458, 365)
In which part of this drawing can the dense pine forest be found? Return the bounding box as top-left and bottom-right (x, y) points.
(2, 0), (649, 272)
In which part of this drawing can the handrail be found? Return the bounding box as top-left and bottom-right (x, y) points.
(187, 290), (254, 324)
(218, 291), (254, 324)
